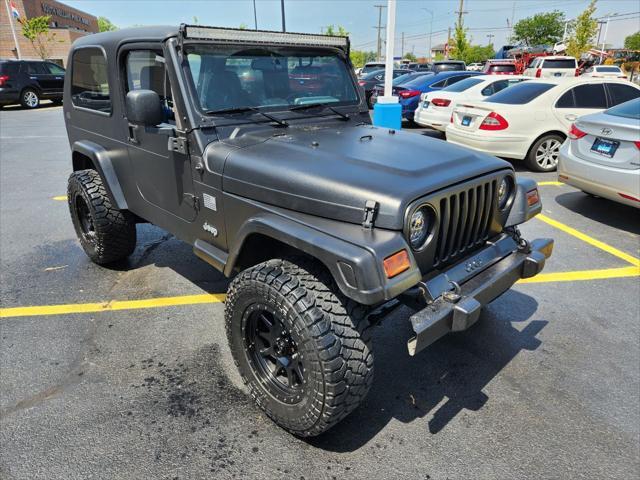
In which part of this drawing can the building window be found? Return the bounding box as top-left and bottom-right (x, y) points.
(71, 48), (111, 113)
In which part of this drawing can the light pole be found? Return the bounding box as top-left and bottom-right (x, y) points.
(280, 0), (286, 32)
(373, 0), (401, 130)
(253, 0), (258, 30)
(422, 8), (433, 62)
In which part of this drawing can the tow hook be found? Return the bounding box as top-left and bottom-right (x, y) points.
(442, 281), (461, 303)
(508, 226), (532, 254)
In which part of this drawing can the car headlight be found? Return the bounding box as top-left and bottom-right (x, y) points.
(409, 207), (431, 250)
(498, 177), (513, 210)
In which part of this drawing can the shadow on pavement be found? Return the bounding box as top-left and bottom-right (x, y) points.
(556, 191), (640, 235)
(309, 289), (544, 452)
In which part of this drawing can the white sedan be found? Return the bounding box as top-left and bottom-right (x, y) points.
(581, 65), (627, 79)
(445, 78), (640, 171)
(558, 98), (640, 208)
(414, 75), (529, 132)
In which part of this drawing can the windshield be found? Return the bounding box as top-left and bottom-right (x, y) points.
(605, 98), (640, 119)
(185, 45), (359, 113)
(442, 77), (484, 92)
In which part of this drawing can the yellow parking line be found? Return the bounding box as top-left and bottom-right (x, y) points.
(518, 266), (640, 284)
(52, 195), (67, 201)
(536, 214), (640, 267)
(538, 181), (564, 186)
(0, 293), (226, 319)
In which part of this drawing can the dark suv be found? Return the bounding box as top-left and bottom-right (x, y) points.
(0, 59), (65, 108)
(63, 25), (553, 437)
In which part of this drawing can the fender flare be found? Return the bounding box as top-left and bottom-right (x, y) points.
(71, 140), (128, 210)
(220, 213), (421, 305)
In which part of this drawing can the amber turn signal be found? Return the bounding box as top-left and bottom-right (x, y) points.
(527, 189), (540, 207)
(383, 250), (411, 278)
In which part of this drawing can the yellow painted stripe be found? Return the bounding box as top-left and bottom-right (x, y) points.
(52, 195), (67, 201)
(536, 214), (640, 267)
(537, 181), (564, 186)
(518, 266), (640, 284)
(0, 293), (226, 319)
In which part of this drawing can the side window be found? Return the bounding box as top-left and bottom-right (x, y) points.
(482, 80), (507, 96)
(606, 83), (640, 106)
(572, 83), (607, 108)
(431, 79), (447, 88)
(444, 75), (467, 87)
(555, 88), (575, 108)
(26, 62), (47, 74)
(46, 63), (65, 75)
(71, 48), (111, 113)
(125, 50), (174, 122)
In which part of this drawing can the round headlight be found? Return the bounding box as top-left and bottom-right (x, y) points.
(409, 207), (430, 250)
(498, 177), (513, 209)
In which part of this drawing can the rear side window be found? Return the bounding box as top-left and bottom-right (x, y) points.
(572, 84), (607, 108)
(542, 59), (576, 69)
(442, 77), (483, 92)
(488, 64), (516, 73)
(71, 48), (111, 114)
(443, 75), (471, 87)
(46, 63), (65, 75)
(26, 62), (47, 74)
(481, 78), (527, 96)
(0, 62), (20, 74)
(606, 83), (640, 106)
(485, 82), (554, 104)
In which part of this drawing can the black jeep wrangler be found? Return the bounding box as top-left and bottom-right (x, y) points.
(63, 25), (553, 437)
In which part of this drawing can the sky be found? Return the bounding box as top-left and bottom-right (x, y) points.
(64, 0), (640, 56)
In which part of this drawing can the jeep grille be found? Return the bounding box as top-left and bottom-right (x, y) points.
(433, 179), (497, 266)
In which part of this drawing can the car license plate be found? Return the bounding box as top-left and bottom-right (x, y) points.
(423, 101), (429, 108)
(591, 137), (619, 157)
(462, 116), (472, 126)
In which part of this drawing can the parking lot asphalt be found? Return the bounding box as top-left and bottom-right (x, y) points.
(1, 106), (639, 480)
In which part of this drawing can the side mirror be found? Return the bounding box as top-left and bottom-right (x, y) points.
(125, 89), (163, 126)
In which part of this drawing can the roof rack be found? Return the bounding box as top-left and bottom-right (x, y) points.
(178, 24), (349, 53)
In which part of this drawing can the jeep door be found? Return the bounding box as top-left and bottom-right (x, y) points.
(122, 48), (197, 222)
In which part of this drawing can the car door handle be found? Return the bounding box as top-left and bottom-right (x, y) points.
(128, 124), (140, 144)
(564, 114), (577, 121)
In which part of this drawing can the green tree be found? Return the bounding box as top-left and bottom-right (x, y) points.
(20, 16), (59, 60)
(512, 11), (566, 46)
(624, 31), (640, 50)
(350, 50), (376, 68)
(403, 52), (417, 62)
(97, 16), (117, 32)
(239, 23), (248, 30)
(449, 22), (470, 60)
(324, 25), (349, 36)
(566, 0), (598, 59)
(462, 44), (495, 64)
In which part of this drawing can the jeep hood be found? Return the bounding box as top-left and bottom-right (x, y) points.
(219, 124), (510, 230)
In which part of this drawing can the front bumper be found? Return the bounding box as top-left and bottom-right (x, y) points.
(407, 236), (553, 356)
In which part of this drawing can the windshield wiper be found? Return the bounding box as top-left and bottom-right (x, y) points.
(289, 103), (350, 121)
(205, 106), (288, 127)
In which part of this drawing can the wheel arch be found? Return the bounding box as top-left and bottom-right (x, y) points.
(71, 140), (128, 210)
(526, 130), (567, 157)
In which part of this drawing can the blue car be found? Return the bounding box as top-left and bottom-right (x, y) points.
(395, 71), (483, 121)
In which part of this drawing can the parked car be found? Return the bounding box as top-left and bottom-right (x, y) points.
(432, 60), (466, 72)
(482, 61), (518, 75)
(359, 61), (385, 77)
(466, 62), (484, 71)
(62, 24), (553, 437)
(369, 71), (433, 104)
(391, 70), (481, 121)
(446, 78), (640, 171)
(0, 59), (65, 108)
(358, 68), (410, 107)
(523, 56), (578, 78)
(558, 98), (640, 208)
(582, 65), (627, 79)
(414, 75), (529, 131)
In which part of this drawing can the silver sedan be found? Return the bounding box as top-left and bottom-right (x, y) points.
(558, 98), (640, 208)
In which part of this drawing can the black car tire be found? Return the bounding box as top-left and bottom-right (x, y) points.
(20, 88), (40, 109)
(225, 257), (374, 437)
(525, 134), (564, 172)
(52, 98), (63, 105)
(67, 169), (137, 265)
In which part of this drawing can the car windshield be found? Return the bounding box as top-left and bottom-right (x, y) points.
(543, 59), (576, 68)
(361, 69), (384, 80)
(442, 77), (484, 92)
(485, 82), (555, 104)
(185, 44), (359, 113)
(605, 98), (640, 119)
(596, 66), (621, 72)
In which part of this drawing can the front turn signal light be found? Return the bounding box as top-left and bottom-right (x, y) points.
(383, 250), (411, 278)
(527, 189), (540, 206)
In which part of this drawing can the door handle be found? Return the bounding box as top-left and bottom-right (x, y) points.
(565, 114), (577, 121)
(128, 124), (140, 144)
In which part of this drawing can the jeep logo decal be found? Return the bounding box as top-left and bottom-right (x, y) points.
(465, 259), (483, 273)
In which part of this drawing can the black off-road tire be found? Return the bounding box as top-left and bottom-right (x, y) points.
(67, 169), (136, 265)
(225, 257), (374, 437)
(20, 88), (40, 109)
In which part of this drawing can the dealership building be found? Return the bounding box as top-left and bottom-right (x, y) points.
(1, 0), (99, 65)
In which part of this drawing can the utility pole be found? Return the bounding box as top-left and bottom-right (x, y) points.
(280, 0), (286, 32)
(253, 0), (258, 30)
(446, 26), (451, 59)
(374, 4), (386, 62)
(401, 32), (405, 58)
(509, 1), (516, 41)
(422, 8), (433, 62)
(487, 33), (495, 46)
(455, 0), (467, 28)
